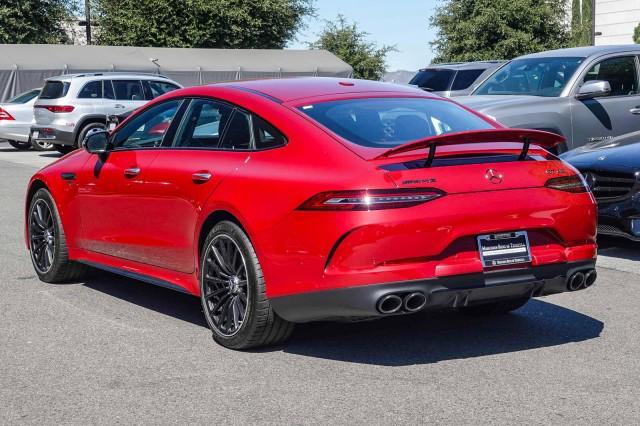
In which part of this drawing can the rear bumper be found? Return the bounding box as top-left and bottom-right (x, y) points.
(30, 126), (75, 146)
(270, 260), (596, 322)
(0, 122), (31, 142)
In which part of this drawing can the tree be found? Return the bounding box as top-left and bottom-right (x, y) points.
(430, 0), (569, 63)
(0, 0), (72, 44)
(634, 23), (640, 44)
(570, 0), (594, 46)
(93, 0), (314, 48)
(310, 15), (395, 80)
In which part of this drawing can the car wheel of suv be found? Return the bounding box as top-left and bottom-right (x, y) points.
(7, 140), (31, 150)
(458, 297), (530, 315)
(28, 188), (88, 283)
(77, 122), (106, 148)
(30, 137), (54, 151)
(54, 145), (74, 154)
(200, 221), (294, 350)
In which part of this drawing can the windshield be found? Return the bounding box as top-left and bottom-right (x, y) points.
(299, 98), (494, 148)
(475, 57), (584, 97)
(409, 69), (455, 91)
(8, 89), (40, 104)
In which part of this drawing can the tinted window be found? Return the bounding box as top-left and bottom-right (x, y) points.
(583, 56), (638, 96)
(475, 57), (584, 97)
(299, 98), (493, 148)
(451, 69), (485, 91)
(104, 80), (115, 99)
(220, 110), (252, 150)
(40, 81), (70, 99)
(148, 81), (180, 99)
(8, 89), (40, 104)
(112, 80), (144, 101)
(252, 116), (286, 149)
(174, 99), (233, 148)
(113, 100), (181, 149)
(409, 69), (455, 91)
(77, 81), (102, 99)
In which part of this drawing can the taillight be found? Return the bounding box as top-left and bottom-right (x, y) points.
(545, 175), (588, 193)
(0, 107), (14, 120)
(35, 105), (75, 113)
(298, 188), (445, 211)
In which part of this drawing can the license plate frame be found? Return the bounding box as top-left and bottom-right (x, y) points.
(477, 231), (532, 268)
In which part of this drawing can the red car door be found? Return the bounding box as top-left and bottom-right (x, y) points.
(74, 99), (184, 263)
(138, 99), (252, 274)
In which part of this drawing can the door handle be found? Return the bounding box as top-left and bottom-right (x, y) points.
(124, 167), (141, 178)
(192, 171), (212, 183)
(630, 107), (640, 115)
(115, 104), (126, 109)
(61, 172), (76, 181)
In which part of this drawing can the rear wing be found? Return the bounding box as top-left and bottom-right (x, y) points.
(375, 129), (565, 166)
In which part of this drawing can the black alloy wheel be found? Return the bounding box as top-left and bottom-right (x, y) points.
(29, 199), (56, 274)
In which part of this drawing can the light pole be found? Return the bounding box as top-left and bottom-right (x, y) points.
(84, 0), (92, 45)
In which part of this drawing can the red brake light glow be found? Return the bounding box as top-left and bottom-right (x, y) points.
(545, 175), (588, 193)
(0, 107), (14, 120)
(36, 105), (75, 113)
(298, 188), (445, 211)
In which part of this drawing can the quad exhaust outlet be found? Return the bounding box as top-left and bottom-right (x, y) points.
(567, 269), (597, 291)
(377, 292), (427, 314)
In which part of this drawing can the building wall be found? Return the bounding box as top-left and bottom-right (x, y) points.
(594, 0), (640, 45)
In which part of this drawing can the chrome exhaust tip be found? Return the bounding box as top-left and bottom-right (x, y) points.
(403, 292), (427, 312)
(377, 294), (403, 314)
(567, 272), (586, 291)
(584, 270), (597, 288)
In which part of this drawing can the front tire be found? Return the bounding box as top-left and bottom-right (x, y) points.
(7, 140), (31, 150)
(458, 297), (530, 315)
(54, 144), (74, 155)
(28, 188), (87, 283)
(200, 221), (293, 350)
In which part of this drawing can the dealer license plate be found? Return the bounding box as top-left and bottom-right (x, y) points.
(477, 231), (531, 268)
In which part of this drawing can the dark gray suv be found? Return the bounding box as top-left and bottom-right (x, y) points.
(456, 45), (640, 152)
(409, 61), (506, 97)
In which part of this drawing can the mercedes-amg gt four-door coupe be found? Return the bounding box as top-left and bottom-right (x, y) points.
(25, 78), (598, 349)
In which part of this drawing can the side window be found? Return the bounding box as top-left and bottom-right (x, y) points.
(77, 81), (102, 99)
(148, 81), (180, 99)
(174, 99), (233, 148)
(113, 100), (182, 149)
(451, 69), (484, 91)
(104, 80), (115, 100)
(583, 56), (638, 96)
(220, 110), (251, 150)
(112, 80), (145, 101)
(252, 115), (286, 149)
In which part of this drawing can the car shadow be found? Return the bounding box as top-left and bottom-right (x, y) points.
(81, 270), (603, 366)
(598, 236), (640, 261)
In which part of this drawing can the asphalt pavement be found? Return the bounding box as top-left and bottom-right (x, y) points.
(0, 141), (638, 424)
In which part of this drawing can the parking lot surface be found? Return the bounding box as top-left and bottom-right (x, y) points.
(1, 141), (639, 424)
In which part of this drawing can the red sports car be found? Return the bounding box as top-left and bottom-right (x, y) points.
(25, 78), (598, 349)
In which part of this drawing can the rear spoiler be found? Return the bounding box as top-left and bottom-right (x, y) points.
(375, 129), (565, 165)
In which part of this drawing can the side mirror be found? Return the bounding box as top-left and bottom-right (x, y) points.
(576, 80), (611, 100)
(84, 128), (110, 154)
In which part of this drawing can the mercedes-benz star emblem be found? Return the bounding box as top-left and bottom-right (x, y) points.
(485, 168), (503, 184)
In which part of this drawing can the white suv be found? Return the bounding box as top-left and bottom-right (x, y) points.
(31, 73), (181, 153)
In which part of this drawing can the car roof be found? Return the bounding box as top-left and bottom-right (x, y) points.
(517, 45), (640, 59)
(45, 72), (173, 82)
(420, 61), (506, 71)
(218, 77), (434, 103)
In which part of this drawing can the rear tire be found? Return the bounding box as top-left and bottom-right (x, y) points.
(200, 221), (294, 350)
(28, 188), (88, 283)
(7, 140), (31, 150)
(54, 145), (74, 155)
(77, 122), (106, 148)
(458, 297), (529, 315)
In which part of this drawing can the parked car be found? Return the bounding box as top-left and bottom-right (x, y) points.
(25, 78), (597, 349)
(0, 88), (46, 150)
(456, 45), (640, 153)
(31, 73), (181, 154)
(562, 131), (640, 241)
(409, 61), (505, 97)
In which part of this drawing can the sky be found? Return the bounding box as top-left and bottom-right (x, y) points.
(288, 0), (440, 71)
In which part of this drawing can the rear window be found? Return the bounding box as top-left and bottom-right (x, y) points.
(8, 89), (40, 104)
(409, 69), (455, 91)
(451, 69), (485, 91)
(299, 98), (493, 148)
(40, 81), (70, 99)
